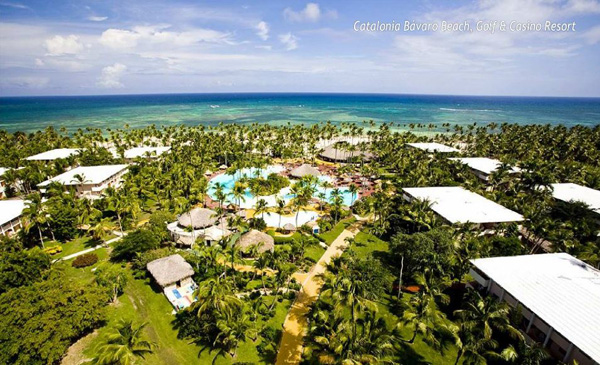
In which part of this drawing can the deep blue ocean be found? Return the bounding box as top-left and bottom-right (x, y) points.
(0, 93), (598, 133)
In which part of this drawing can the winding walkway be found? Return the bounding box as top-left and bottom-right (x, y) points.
(275, 228), (357, 364)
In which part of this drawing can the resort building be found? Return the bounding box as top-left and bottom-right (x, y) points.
(147, 254), (197, 310)
(38, 164), (128, 198)
(469, 253), (600, 365)
(449, 157), (520, 182)
(0, 199), (25, 236)
(406, 142), (459, 153)
(236, 229), (275, 254)
(167, 207), (222, 246)
(319, 144), (374, 163)
(0, 168), (9, 198)
(403, 186), (524, 227)
(290, 164), (320, 178)
(123, 146), (171, 161)
(25, 148), (81, 161)
(550, 183), (600, 215)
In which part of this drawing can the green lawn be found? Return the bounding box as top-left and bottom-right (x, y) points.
(318, 217), (356, 245)
(351, 231), (389, 258)
(51, 236), (98, 259)
(304, 244), (325, 262)
(73, 268), (291, 365)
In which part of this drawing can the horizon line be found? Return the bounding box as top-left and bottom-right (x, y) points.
(1, 91), (600, 100)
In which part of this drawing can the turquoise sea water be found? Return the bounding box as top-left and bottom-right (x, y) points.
(0, 93), (599, 133)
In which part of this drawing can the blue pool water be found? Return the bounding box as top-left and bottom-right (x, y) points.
(208, 166), (358, 207)
(172, 289), (182, 299)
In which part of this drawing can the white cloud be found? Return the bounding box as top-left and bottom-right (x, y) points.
(44, 35), (84, 56)
(283, 3), (321, 22)
(88, 16), (108, 22)
(97, 63), (127, 88)
(279, 33), (298, 51)
(99, 29), (141, 49)
(34, 58), (44, 66)
(0, 2), (30, 10)
(255, 45), (272, 50)
(255, 21), (269, 40)
(99, 25), (233, 50)
(582, 25), (600, 44)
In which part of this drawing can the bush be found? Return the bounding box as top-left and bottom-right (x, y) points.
(131, 247), (176, 274)
(72, 253), (98, 268)
(248, 217), (267, 231)
(111, 229), (160, 261)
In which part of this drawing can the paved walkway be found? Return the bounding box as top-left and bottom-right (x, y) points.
(275, 228), (357, 364)
(52, 232), (124, 263)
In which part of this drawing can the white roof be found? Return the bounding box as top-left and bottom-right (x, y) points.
(471, 253), (600, 362)
(449, 157), (520, 176)
(38, 164), (128, 187)
(124, 146), (171, 159)
(403, 186), (524, 224)
(407, 142), (459, 153)
(0, 168), (8, 177)
(25, 148), (81, 161)
(551, 183), (600, 214)
(0, 199), (25, 225)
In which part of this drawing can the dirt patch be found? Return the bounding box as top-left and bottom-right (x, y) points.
(61, 330), (98, 365)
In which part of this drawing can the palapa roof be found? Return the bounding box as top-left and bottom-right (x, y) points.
(282, 223), (296, 231)
(290, 164), (320, 178)
(147, 254), (194, 287)
(319, 145), (374, 162)
(236, 229), (274, 253)
(177, 207), (218, 229)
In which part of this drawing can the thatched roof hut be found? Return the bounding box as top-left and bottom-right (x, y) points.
(236, 229), (275, 253)
(147, 254), (194, 287)
(283, 223), (296, 231)
(319, 145), (374, 162)
(178, 208), (218, 229)
(290, 164), (320, 178)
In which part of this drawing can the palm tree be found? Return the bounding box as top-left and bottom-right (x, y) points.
(348, 183), (359, 206)
(453, 290), (523, 364)
(254, 198), (269, 221)
(402, 291), (448, 346)
(89, 218), (118, 242)
(22, 192), (47, 247)
(193, 277), (242, 319)
(275, 197), (286, 229)
(93, 320), (156, 365)
(229, 182), (246, 211)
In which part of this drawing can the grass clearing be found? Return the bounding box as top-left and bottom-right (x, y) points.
(319, 217), (356, 245)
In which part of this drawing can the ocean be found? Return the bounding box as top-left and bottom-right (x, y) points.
(0, 93), (599, 133)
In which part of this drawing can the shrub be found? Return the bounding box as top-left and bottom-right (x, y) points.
(131, 247), (176, 274)
(111, 229), (160, 261)
(72, 253), (98, 268)
(248, 217), (266, 231)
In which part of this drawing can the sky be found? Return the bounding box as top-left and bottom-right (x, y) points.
(0, 0), (599, 97)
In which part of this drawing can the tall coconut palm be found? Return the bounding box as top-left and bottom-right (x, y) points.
(22, 192), (47, 247)
(93, 320), (156, 365)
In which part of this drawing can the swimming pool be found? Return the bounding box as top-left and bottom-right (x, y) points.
(207, 165), (358, 208)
